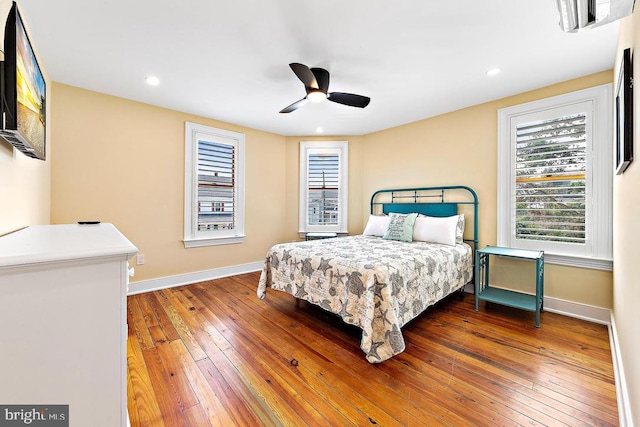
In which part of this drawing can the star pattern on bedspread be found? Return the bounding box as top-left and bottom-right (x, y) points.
(318, 258), (332, 274)
(339, 302), (355, 321)
(294, 285), (309, 300)
(281, 249), (292, 264)
(367, 340), (386, 361)
(257, 235), (473, 363)
(332, 270), (346, 286)
(373, 277), (388, 296)
(379, 308), (393, 326)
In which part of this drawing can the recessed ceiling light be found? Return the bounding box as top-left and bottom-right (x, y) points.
(145, 75), (160, 86)
(316, 127), (324, 133)
(486, 68), (501, 76)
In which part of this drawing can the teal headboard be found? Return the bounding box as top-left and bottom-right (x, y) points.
(381, 202), (458, 217)
(370, 185), (479, 252)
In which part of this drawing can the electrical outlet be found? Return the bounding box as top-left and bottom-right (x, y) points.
(136, 254), (145, 265)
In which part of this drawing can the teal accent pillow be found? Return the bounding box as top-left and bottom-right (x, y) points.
(383, 212), (418, 242)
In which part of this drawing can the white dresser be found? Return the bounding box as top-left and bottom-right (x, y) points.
(0, 224), (137, 427)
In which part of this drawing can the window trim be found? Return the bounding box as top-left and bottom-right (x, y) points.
(299, 141), (348, 234)
(184, 122), (245, 248)
(497, 84), (612, 271)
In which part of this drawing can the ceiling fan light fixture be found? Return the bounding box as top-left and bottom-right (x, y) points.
(307, 90), (327, 103)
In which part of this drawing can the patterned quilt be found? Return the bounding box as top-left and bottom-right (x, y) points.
(257, 235), (473, 363)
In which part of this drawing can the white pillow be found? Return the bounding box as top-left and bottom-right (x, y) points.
(362, 215), (390, 236)
(455, 214), (465, 244)
(413, 215), (460, 246)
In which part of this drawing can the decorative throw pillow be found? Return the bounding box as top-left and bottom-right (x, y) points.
(362, 215), (391, 237)
(383, 212), (418, 242)
(412, 215), (460, 246)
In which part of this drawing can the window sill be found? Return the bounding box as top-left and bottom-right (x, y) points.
(543, 252), (612, 271)
(183, 235), (245, 248)
(299, 231), (348, 239)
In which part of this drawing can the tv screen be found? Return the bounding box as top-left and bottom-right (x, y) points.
(0, 2), (46, 160)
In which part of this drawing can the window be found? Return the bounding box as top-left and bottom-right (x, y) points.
(184, 122), (245, 247)
(299, 141), (348, 234)
(497, 85), (612, 270)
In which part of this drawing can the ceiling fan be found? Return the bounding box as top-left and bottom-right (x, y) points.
(280, 63), (371, 113)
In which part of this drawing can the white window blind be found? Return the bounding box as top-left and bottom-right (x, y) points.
(299, 141), (348, 234)
(515, 113), (586, 245)
(197, 140), (235, 231)
(184, 122), (245, 247)
(307, 153), (340, 226)
(498, 85), (612, 270)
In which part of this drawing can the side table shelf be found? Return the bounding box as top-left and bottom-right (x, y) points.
(305, 232), (338, 241)
(475, 246), (544, 327)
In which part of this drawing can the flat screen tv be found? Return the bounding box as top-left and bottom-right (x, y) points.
(0, 2), (46, 160)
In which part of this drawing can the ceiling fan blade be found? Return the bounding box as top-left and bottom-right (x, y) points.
(289, 63), (318, 89)
(310, 67), (330, 92)
(327, 92), (371, 108)
(279, 97), (308, 113)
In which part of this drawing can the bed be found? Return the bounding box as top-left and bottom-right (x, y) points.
(257, 186), (479, 363)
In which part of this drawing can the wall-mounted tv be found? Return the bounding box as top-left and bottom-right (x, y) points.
(0, 2), (46, 160)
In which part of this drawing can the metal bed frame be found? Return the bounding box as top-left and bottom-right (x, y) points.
(370, 185), (479, 254)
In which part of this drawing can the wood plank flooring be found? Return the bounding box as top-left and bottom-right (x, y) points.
(126, 272), (618, 426)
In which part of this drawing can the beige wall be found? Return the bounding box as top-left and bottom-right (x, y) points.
(50, 73), (615, 307)
(614, 9), (640, 426)
(0, 0), (50, 236)
(362, 71), (614, 309)
(50, 83), (287, 282)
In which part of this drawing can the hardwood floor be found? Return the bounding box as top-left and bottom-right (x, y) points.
(127, 272), (618, 426)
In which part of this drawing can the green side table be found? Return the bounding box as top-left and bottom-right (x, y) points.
(475, 246), (545, 327)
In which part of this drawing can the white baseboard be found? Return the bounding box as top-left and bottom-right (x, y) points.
(127, 261), (264, 295)
(543, 297), (611, 325)
(135, 275), (611, 324)
(463, 283), (611, 325)
(609, 313), (633, 427)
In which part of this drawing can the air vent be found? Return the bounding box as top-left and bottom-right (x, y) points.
(0, 130), (42, 160)
(556, 0), (636, 32)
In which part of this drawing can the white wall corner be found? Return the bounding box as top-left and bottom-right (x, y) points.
(609, 313), (634, 427)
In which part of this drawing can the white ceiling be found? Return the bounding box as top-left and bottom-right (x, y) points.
(18, 0), (619, 136)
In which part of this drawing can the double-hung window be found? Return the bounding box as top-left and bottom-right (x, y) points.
(497, 85), (612, 270)
(299, 141), (348, 235)
(184, 122), (245, 247)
